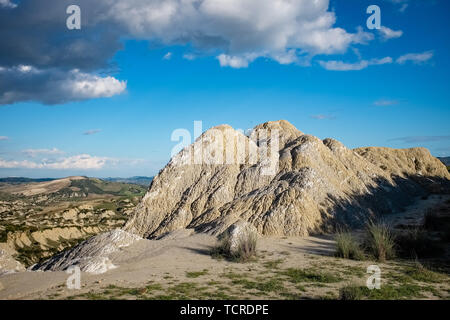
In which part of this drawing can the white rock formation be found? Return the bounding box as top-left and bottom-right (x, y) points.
(123, 120), (450, 238)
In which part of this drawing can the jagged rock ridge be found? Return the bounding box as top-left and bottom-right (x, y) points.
(32, 120), (450, 273)
(123, 120), (450, 238)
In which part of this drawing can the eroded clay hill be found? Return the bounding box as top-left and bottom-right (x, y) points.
(123, 120), (450, 238)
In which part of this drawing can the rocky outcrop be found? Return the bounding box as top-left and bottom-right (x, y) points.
(222, 220), (258, 255)
(123, 120), (450, 238)
(0, 244), (25, 275)
(32, 120), (450, 274)
(33, 229), (142, 274)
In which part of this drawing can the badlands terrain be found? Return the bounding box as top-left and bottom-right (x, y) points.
(0, 176), (147, 268)
(0, 120), (449, 300)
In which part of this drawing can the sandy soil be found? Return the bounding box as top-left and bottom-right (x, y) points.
(1, 195), (449, 300)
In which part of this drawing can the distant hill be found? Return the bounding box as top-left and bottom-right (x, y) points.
(0, 177), (56, 185)
(103, 176), (153, 187)
(0, 176), (153, 187)
(438, 157), (450, 166)
(0, 176), (147, 198)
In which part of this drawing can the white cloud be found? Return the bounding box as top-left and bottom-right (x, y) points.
(217, 53), (257, 69)
(183, 53), (197, 61)
(396, 51), (434, 64)
(0, 0), (16, 9)
(163, 52), (172, 60)
(374, 99), (399, 106)
(68, 70), (127, 100)
(379, 26), (403, 40)
(399, 4), (408, 12)
(311, 114), (336, 120)
(103, 0), (373, 68)
(0, 136), (9, 141)
(44, 154), (109, 170)
(0, 154), (110, 170)
(83, 129), (102, 136)
(22, 148), (65, 158)
(385, 0), (409, 12)
(319, 57), (392, 71)
(0, 66), (126, 105)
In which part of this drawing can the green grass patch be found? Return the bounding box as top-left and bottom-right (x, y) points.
(335, 231), (365, 260)
(339, 283), (424, 300)
(186, 269), (209, 278)
(262, 259), (284, 270)
(281, 268), (342, 284)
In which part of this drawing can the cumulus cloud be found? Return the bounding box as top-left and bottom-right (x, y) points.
(0, 136), (9, 141)
(102, 0), (373, 67)
(396, 51), (434, 64)
(183, 53), (197, 61)
(83, 129), (102, 136)
(1, 0), (374, 73)
(217, 53), (258, 68)
(163, 52), (173, 60)
(379, 26), (403, 40)
(0, 154), (110, 170)
(22, 148), (65, 158)
(0, 66), (126, 105)
(0, 0), (16, 9)
(319, 57), (392, 71)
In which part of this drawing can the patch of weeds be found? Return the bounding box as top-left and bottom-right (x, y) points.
(231, 277), (285, 293)
(281, 268), (342, 284)
(335, 231), (365, 260)
(403, 263), (445, 283)
(337, 265), (366, 277)
(339, 283), (423, 300)
(185, 269), (208, 278)
(210, 290), (236, 300)
(262, 259), (284, 270)
(222, 272), (246, 280)
(364, 221), (396, 262)
(279, 292), (303, 300)
(146, 283), (163, 291)
(296, 284), (306, 292)
(78, 291), (109, 300)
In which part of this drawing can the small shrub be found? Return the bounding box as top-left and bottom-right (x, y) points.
(234, 231), (257, 262)
(339, 285), (365, 300)
(335, 231), (365, 260)
(364, 221), (396, 262)
(211, 230), (257, 262)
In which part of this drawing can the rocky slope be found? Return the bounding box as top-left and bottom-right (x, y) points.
(123, 120), (449, 238)
(0, 177), (146, 270)
(32, 120), (450, 273)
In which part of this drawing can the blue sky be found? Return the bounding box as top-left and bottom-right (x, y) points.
(0, 0), (449, 178)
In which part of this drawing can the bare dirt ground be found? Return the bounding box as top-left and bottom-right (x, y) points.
(0, 195), (449, 300)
